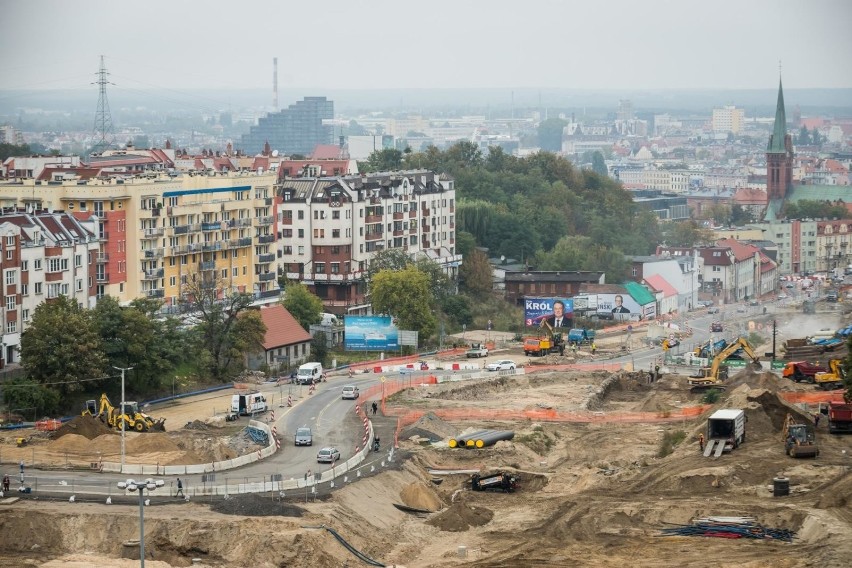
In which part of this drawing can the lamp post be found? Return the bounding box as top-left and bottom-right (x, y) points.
(118, 478), (164, 567)
(113, 365), (134, 472)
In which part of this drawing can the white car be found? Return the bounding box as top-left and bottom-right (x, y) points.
(486, 359), (516, 371)
(341, 385), (359, 400)
(316, 447), (340, 463)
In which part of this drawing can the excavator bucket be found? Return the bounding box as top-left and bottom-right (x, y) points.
(151, 418), (166, 432)
(790, 444), (818, 458)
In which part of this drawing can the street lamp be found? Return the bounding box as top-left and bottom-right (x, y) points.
(117, 478), (164, 567)
(113, 365), (134, 472)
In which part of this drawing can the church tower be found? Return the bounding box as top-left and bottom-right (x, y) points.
(766, 78), (793, 201)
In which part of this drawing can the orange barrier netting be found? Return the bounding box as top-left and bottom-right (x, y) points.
(35, 419), (62, 432)
(780, 391), (846, 404)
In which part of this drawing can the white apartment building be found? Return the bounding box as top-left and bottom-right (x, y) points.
(712, 106), (745, 134)
(0, 210), (99, 365)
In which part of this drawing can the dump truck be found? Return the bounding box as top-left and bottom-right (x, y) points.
(471, 471), (518, 492)
(524, 320), (565, 356)
(826, 401), (852, 434)
(703, 408), (746, 457)
(782, 361), (827, 383)
(782, 414), (819, 458)
(568, 328), (596, 346)
(813, 360), (845, 390)
(82, 394), (166, 432)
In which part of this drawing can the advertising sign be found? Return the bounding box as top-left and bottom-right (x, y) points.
(523, 297), (574, 328)
(593, 293), (645, 322)
(344, 316), (399, 351)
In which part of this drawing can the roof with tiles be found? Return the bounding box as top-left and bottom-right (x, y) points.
(258, 305), (312, 351)
(643, 274), (678, 298)
(716, 238), (760, 262)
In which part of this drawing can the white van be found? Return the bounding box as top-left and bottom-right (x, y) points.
(296, 362), (324, 385)
(231, 392), (268, 416)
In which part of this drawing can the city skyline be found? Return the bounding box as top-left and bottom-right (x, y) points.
(2, 0), (851, 95)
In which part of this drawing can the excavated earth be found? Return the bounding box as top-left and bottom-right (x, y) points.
(0, 368), (851, 567)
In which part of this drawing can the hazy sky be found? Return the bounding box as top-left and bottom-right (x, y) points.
(2, 0), (851, 93)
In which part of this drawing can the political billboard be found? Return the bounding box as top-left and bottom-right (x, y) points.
(592, 293), (648, 321)
(344, 316), (399, 351)
(523, 297), (574, 328)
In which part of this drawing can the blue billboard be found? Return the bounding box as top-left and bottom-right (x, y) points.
(344, 316), (399, 351)
(524, 298), (574, 328)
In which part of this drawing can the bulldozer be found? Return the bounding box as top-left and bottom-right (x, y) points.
(783, 413), (819, 458)
(82, 393), (166, 433)
(688, 336), (762, 389)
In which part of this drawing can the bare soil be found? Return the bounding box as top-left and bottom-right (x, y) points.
(1, 367), (851, 567)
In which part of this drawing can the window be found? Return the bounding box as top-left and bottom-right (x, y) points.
(5, 249), (11, 260)
(61, 283), (69, 295)
(75, 254), (82, 267)
(315, 262), (325, 274)
(297, 210), (304, 220)
(332, 229), (340, 238)
(5, 270), (15, 285)
(34, 282), (42, 295)
(76, 278), (83, 292)
(6, 321), (15, 334)
(331, 262), (340, 274)
(169, 276), (176, 287)
(332, 210), (340, 220)
(5, 296), (14, 310)
(4, 236), (14, 246)
(21, 283), (27, 296)
(20, 260), (27, 271)
(298, 246), (305, 255)
(22, 309), (29, 322)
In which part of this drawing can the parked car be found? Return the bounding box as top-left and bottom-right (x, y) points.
(316, 447), (340, 463)
(486, 359), (517, 371)
(777, 293), (788, 300)
(294, 427), (313, 446)
(711, 322), (723, 332)
(785, 283), (795, 289)
(707, 307), (720, 314)
(748, 300), (759, 306)
(341, 385), (360, 400)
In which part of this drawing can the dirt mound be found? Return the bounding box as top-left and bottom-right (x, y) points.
(400, 412), (457, 442)
(51, 416), (114, 440)
(207, 493), (305, 516)
(399, 482), (443, 512)
(726, 369), (785, 391)
(128, 432), (182, 453)
(184, 420), (212, 431)
(426, 501), (493, 531)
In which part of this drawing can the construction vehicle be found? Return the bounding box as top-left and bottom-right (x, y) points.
(82, 394), (166, 432)
(694, 338), (728, 359)
(567, 328), (595, 346)
(15, 437), (27, 447)
(782, 413), (819, 458)
(813, 360), (845, 390)
(825, 401), (852, 434)
(524, 320), (565, 356)
(703, 408), (746, 457)
(782, 361), (827, 383)
(688, 337), (761, 389)
(471, 471), (518, 492)
(465, 343), (489, 358)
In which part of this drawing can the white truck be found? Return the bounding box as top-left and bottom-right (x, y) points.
(466, 343), (489, 358)
(703, 408), (746, 457)
(231, 392), (268, 416)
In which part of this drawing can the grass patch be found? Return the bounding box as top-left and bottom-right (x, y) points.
(516, 428), (555, 455)
(657, 429), (687, 458)
(702, 389), (722, 404)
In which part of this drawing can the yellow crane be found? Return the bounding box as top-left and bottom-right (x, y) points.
(688, 337), (761, 389)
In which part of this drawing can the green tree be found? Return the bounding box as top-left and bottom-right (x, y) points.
(310, 332), (329, 366)
(459, 248), (493, 296)
(811, 127), (821, 146)
(454, 231), (477, 257)
(440, 295), (473, 327)
(730, 204), (754, 225)
(664, 220), (715, 247)
(706, 202), (732, 226)
(796, 126), (810, 145)
(20, 295), (107, 396)
(362, 148), (403, 172)
(538, 118), (568, 152)
(444, 140), (483, 169)
(281, 281), (324, 331)
(366, 248), (413, 289)
(371, 267), (437, 343)
(535, 235), (630, 281)
(591, 151), (608, 177)
(0, 142), (31, 161)
(180, 275), (266, 380)
(1, 377), (62, 417)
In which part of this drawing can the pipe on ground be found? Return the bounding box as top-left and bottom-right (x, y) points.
(474, 430), (515, 448)
(449, 430), (489, 449)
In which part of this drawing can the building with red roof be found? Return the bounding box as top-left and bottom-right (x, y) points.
(248, 304), (313, 372)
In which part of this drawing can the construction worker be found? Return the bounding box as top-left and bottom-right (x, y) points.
(591, 342), (597, 355)
(698, 433), (705, 452)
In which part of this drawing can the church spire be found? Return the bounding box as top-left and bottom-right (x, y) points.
(767, 77), (788, 153)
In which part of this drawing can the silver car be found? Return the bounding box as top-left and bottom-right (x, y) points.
(316, 447), (340, 463)
(294, 427), (312, 446)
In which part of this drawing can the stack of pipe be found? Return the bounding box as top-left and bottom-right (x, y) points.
(449, 429), (514, 449)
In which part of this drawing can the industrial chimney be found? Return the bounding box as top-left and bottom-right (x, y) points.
(272, 57), (279, 110)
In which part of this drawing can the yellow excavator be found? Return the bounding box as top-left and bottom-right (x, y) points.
(82, 393), (166, 432)
(782, 413), (819, 458)
(814, 359), (845, 391)
(688, 336), (761, 389)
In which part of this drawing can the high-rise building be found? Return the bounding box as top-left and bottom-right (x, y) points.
(712, 105), (745, 134)
(240, 97), (334, 156)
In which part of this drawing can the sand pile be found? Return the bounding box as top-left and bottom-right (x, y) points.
(400, 412), (458, 442)
(209, 493), (305, 517)
(51, 416), (114, 440)
(727, 369), (785, 391)
(427, 501), (493, 532)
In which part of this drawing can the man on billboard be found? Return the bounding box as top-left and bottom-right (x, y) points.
(545, 300), (571, 328)
(611, 295), (631, 314)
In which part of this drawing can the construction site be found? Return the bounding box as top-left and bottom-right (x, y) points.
(0, 318), (851, 567)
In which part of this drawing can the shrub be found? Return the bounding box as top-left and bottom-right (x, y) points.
(702, 389), (722, 404)
(657, 429), (687, 458)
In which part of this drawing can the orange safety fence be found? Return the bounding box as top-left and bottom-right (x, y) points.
(35, 419), (62, 432)
(780, 391), (846, 404)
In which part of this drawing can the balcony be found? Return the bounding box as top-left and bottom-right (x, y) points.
(147, 288), (165, 298)
(264, 197), (273, 206)
(255, 216), (274, 226)
(200, 261), (216, 271)
(409, 210), (416, 218)
(233, 218), (252, 228)
(238, 237), (253, 247)
(173, 225), (189, 235)
(201, 242), (223, 252)
(258, 235), (275, 244)
(393, 230), (404, 237)
(393, 212), (404, 220)
(257, 253), (275, 263)
(142, 268), (164, 280)
(95, 253), (109, 263)
(96, 273), (109, 283)
(365, 214), (382, 223)
(143, 227), (164, 237)
(258, 272), (276, 282)
(421, 224), (431, 233)
(201, 222), (221, 232)
(144, 248), (164, 259)
(257, 288), (281, 299)
(365, 232), (383, 242)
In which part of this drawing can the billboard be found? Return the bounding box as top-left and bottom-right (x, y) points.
(344, 316), (399, 351)
(591, 293), (649, 321)
(524, 298), (574, 328)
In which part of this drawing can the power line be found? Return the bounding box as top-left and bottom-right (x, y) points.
(1, 373), (120, 389)
(91, 55), (116, 154)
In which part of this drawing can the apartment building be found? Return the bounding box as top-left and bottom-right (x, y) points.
(277, 170), (461, 315)
(712, 106), (745, 134)
(0, 171), (282, 309)
(0, 210), (99, 365)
